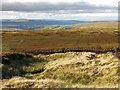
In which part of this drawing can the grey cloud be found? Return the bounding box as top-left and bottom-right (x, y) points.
(2, 2), (117, 13)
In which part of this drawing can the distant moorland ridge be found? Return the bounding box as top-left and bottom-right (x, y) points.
(1, 19), (118, 31)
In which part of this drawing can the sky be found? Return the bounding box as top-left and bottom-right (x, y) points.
(1, 0), (119, 21)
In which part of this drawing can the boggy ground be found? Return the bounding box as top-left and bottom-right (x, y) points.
(2, 51), (119, 88)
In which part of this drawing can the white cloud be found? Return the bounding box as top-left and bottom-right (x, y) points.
(87, 0), (119, 7)
(1, 11), (117, 21)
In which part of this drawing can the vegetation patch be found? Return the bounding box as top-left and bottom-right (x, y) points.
(2, 28), (118, 54)
(2, 53), (47, 79)
(2, 52), (119, 88)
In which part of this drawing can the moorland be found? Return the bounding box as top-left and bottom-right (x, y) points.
(1, 20), (119, 88)
(2, 28), (118, 54)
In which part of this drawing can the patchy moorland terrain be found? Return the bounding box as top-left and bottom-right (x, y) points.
(1, 21), (119, 88)
(2, 52), (119, 88)
(2, 28), (118, 54)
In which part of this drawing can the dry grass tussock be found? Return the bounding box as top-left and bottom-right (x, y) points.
(38, 52), (118, 87)
(2, 52), (119, 88)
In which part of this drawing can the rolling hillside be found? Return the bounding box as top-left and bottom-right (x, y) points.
(35, 22), (118, 30)
(1, 19), (118, 31)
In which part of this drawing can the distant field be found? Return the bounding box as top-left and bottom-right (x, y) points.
(2, 28), (118, 54)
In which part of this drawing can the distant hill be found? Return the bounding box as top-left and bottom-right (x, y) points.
(72, 21), (118, 28)
(1, 19), (118, 31)
(2, 19), (88, 25)
(35, 22), (118, 30)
